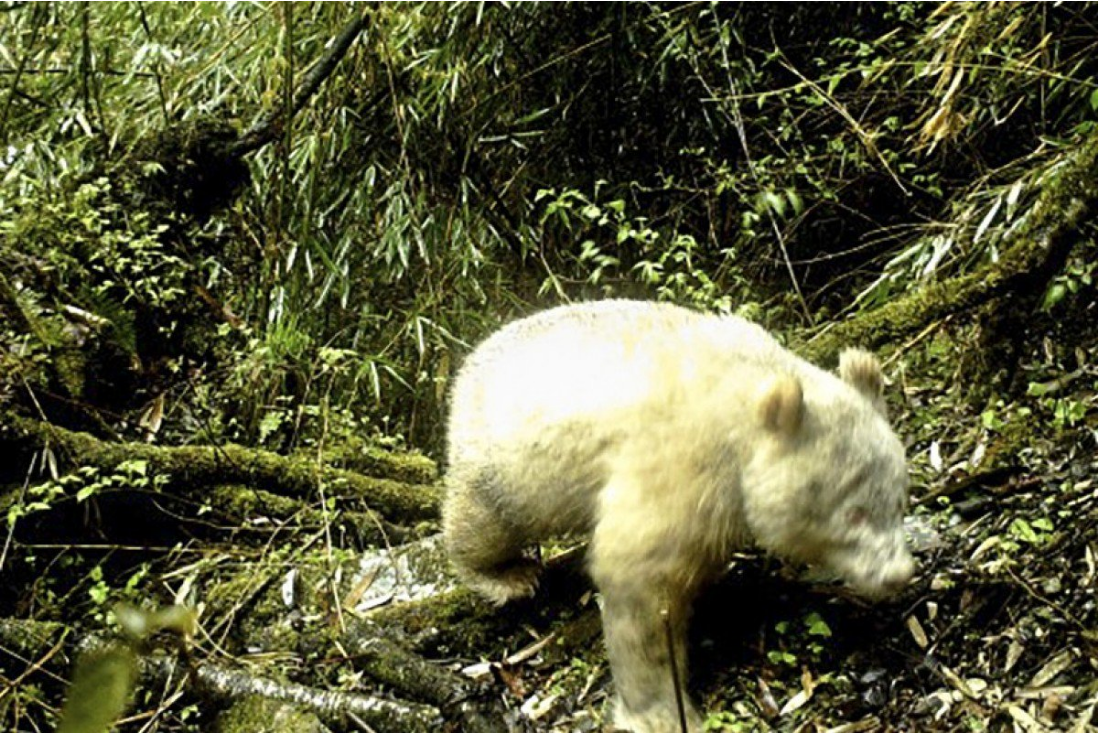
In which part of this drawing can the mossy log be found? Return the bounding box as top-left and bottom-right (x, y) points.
(0, 414), (441, 524)
(0, 608), (510, 732)
(297, 436), (437, 485)
(340, 625), (509, 733)
(214, 696), (333, 733)
(205, 484), (428, 547)
(799, 128), (1098, 365)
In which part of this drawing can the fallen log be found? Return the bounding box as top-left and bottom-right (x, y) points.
(0, 415), (441, 525)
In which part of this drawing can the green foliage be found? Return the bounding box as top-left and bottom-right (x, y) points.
(0, 165), (207, 412)
(703, 710), (750, 732)
(1041, 258), (1095, 311)
(766, 648), (799, 667)
(1008, 517), (1055, 546)
(803, 612), (832, 638)
(1026, 380), (1091, 431)
(7, 461), (167, 527)
(981, 405), (1005, 432)
(1038, 394), (1088, 430)
(2, 2), (1097, 448)
(533, 185), (751, 313)
(766, 610), (833, 670)
(213, 318), (411, 448)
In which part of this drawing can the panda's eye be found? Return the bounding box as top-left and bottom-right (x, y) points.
(847, 506), (870, 527)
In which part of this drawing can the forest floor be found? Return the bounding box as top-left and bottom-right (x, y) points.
(3, 310), (1097, 733)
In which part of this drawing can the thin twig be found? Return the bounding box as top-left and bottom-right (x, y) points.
(661, 607), (689, 733)
(701, 5), (812, 322)
(776, 52), (910, 197)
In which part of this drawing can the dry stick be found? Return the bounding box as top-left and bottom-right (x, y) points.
(0, 445), (38, 573)
(0, 628), (69, 701)
(881, 318), (948, 369)
(661, 607), (689, 733)
(1004, 565), (1085, 632)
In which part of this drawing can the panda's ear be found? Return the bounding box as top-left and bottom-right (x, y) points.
(758, 374), (804, 436)
(838, 348), (887, 415)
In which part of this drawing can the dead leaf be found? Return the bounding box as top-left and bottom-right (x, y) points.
(779, 687), (813, 717)
(460, 661), (491, 679)
(929, 441), (943, 472)
(495, 663), (526, 698)
(1029, 650), (1075, 687)
(520, 691), (558, 720)
(940, 665), (978, 699)
(1005, 638), (1025, 673)
(1007, 704), (1045, 732)
(1042, 691), (1064, 721)
(139, 393), (165, 442)
(343, 568), (380, 610)
(756, 677), (780, 718)
(907, 614), (929, 648)
(823, 717), (881, 733)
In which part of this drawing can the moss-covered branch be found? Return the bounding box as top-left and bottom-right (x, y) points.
(799, 128), (1098, 364)
(341, 626), (508, 733)
(1, 414), (440, 524)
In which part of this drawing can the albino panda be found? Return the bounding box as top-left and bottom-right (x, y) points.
(443, 300), (914, 733)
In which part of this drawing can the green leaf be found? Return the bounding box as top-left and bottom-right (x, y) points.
(76, 485), (99, 502)
(1010, 518), (1039, 544)
(89, 583), (109, 605)
(581, 204), (601, 220)
(805, 612), (832, 637)
(1026, 382), (1049, 397)
(1090, 87), (1098, 112)
(763, 190), (786, 217)
(767, 649), (797, 666)
(786, 188), (804, 216)
(1041, 283), (1067, 311)
(258, 411), (285, 444)
(116, 459), (147, 477)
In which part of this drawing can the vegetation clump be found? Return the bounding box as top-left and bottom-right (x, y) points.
(0, 3), (1096, 732)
